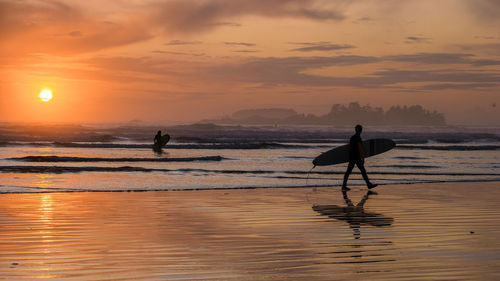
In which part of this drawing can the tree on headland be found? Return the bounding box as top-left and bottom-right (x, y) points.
(385, 105), (445, 125)
(323, 102), (386, 125)
(205, 102), (446, 126)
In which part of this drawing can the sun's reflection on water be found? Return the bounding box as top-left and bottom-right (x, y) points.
(39, 193), (54, 245)
(34, 193), (56, 277)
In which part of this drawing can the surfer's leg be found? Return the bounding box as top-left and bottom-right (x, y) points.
(342, 161), (355, 188)
(356, 161), (371, 185)
(357, 161), (377, 189)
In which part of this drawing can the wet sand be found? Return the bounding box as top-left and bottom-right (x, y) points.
(0, 182), (499, 280)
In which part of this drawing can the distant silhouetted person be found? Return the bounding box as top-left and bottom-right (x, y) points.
(342, 125), (377, 190)
(154, 130), (162, 146)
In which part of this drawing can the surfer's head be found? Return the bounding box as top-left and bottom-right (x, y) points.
(157, 130), (161, 135)
(355, 124), (362, 134)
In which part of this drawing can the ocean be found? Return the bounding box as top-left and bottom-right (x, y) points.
(1, 124), (499, 193)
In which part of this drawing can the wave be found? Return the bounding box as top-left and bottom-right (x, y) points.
(0, 166), (277, 174)
(1, 165), (499, 177)
(280, 156), (313, 159)
(0, 183), (341, 194)
(8, 155), (225, 163)
(3, 141), (499, 152)
(397, 145), (500, 151)
(0, 142), (322, 150)
(393, 156), (427, 160)
(0, 165), (161, 173)
(3, 179), (500, 194)
(372, 165), (439, 169)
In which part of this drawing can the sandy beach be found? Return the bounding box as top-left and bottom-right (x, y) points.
(0, 182), (499, 280)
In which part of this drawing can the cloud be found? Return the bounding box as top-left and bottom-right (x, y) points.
(233, 50), (260, 53)
(68, 30), (83, 37)
(0, 1), (153, 56)
(405, 36), (431, 44)
(384, 53), (473, 64)
(1, 0), (348, 56)
(384, 52), (500, 66)
(352, 16), (374, 24)
(208, 22), (242, 27)
(152, 50), (205, 57)
(372, 69), (500, 85)
(152, 0), (345, 34)
(74, 52), (499, 91)
(474, 36), (498, 40)
(417, 83), (498, 91)
(224, 42), (256, 47)
(83, 56), (183, 76)
(63, 54), (378, 87)
(201, 55), (380, 87)
(455, 43), (500, 56)
(199, 55), (499, 90)
(0, 0), (82, 36)
(290, 42), (355, 52)
(164, 40), (203, 45)
(18, 49), (499, 94)
(463, 0), (500, 22)
(390, 53), (474, 63)
(469, 58), (500, 66)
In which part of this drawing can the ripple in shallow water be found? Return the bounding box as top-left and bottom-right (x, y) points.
(0, 182), (499, 280)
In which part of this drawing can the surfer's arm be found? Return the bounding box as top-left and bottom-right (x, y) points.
(358, 142), (364, 160)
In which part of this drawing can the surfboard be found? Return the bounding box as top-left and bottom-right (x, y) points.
(153, 134), (170, 149)
(312, 138), (395, 166)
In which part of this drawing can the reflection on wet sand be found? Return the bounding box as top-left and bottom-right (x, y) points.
(152, 146), (165, 155)
(312, 190), (393, 239)
(0, 182), (499, 280)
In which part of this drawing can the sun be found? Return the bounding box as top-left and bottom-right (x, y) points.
(39, 89), (53, 102)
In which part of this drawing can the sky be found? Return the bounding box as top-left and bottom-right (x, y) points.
(0, 0), (499, 125)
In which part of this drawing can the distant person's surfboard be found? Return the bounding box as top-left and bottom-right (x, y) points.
(312, 138), (395, 166)
(153, 134), (170, 150)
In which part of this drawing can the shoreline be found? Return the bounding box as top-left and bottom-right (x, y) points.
(1, 179), (500, 195)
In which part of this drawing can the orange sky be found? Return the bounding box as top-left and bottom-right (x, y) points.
(1, 0), (499, 125)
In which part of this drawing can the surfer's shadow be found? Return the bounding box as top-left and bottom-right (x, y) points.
(312, 189), (393, 239)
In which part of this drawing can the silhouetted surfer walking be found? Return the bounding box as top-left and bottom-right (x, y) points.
(154, 130), (162, 147)
(153, 130), (171, 154)
(342, 125), (377, 191)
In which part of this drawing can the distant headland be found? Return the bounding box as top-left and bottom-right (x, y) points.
(203, 102), (446, 126)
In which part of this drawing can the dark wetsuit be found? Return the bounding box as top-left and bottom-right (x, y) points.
(349, 133), (362, 161)
(154, 133), (161, 145)
(343, 133), (371, 187)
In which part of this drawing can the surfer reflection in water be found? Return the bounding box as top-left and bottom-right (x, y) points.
(312, 189), (393, 239)
(342, 125), (377, 190)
